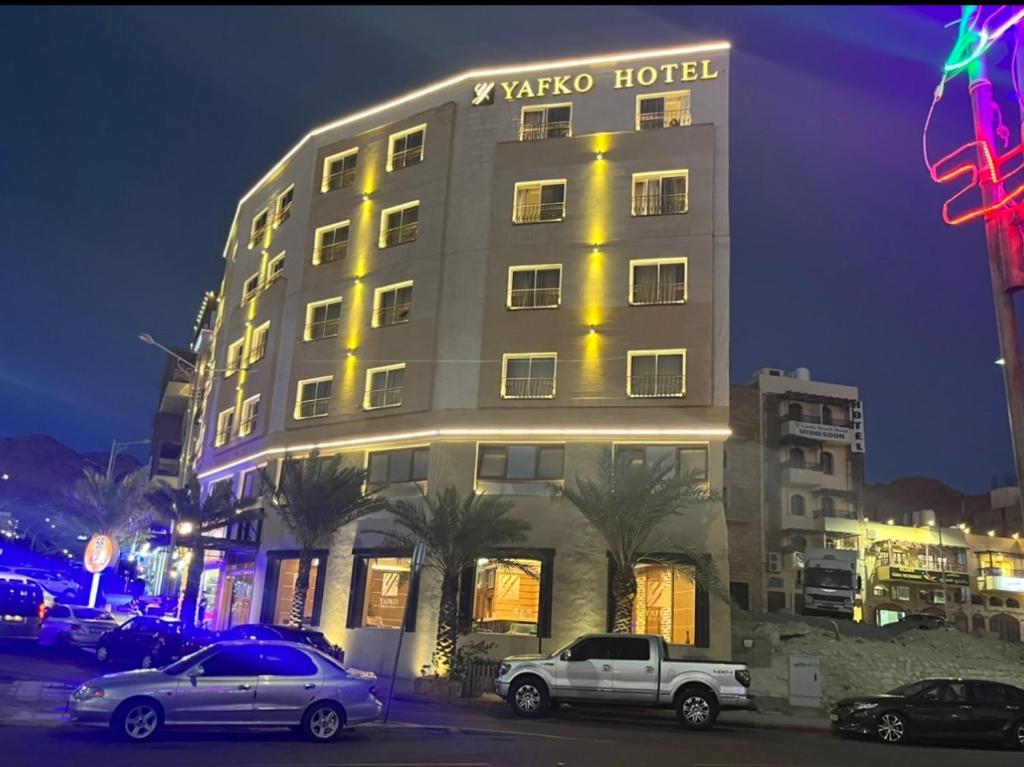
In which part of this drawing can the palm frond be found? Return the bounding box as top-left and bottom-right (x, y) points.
(70, 466), (158, 543)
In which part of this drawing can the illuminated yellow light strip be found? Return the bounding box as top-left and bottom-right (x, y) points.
(196, 425), (732, 480)
(221, 40), (731, 258)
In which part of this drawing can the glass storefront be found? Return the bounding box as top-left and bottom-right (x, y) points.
(633, 563), (697, 645)
(472, 558), (541, 635)
(361, 557), (411, 628)
(215, 556), (256, 630)
(272, 558), (320, 625)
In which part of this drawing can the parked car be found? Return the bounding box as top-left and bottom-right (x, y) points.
(893, 613), (949, 631)
(831, 677), (1024, 747)
(0, 574), (46, 641)
(101, 594), (142, 625)
(5, 566), (80, 600)
(495, 633), (754, 729)
(39, 605), (118, 648)
(216, 624), (344, 661)
(95, 617), (214, 669)
(68, 640), (382, 741)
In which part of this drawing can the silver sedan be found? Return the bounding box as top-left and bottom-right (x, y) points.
(68, 640), (382, 742)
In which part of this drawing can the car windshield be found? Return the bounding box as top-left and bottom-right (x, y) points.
(71, 608), (112, 620)
(162, 646), (216, 675)
(803, 568), (853, 589)
(888, 680), (934, 697)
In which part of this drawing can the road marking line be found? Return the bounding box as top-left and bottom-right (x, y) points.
(368, 721), (613, 743)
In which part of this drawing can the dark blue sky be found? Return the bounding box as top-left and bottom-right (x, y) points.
(0, 6), (1017, 491)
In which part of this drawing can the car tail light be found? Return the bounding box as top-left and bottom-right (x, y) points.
(37, 603), (46, 620)
(735, 669), (751, 687)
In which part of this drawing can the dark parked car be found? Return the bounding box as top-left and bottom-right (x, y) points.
(217, 624), (344, 661)
(0, 574), (46, 641)
(95, 617), (214, 669)
(893, 613), (949, 631)
(832, 678), (1024, 747)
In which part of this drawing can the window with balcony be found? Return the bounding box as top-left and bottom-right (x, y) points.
(520, 104), (572, 141)
(304, 298), (342, 341)
(239, 395), (260, 437)
(249, 322), (270, 364)
(313, 221), (349, 265)
(636, 91), (692, 130)
(367, 447), (429, 488)
(788, 447), (806, 469)
(615, 445), (709, 484)
(821, 451), (834, 475)
(267, 252), (285, 285)
(364, 364), (405, 410)
(820, 496), (835, 517)
(249, 209), (268, 248)
(275, 186), (294, 226)
(477, 445), (565, 481)
(507, 265), (561, 309)
(295, 376), (332, 419)
(513, 180), (566, 223)
(387, 125), (425, 171)
(790, 495), (806, 516)
(322, 148), (358, 192)
(632, 171), (688, 216)
(788, 402), (803, 420)
(501, 353), (556, 399)
(242, 272), (261, 304)
(822, 406), (833, 425)
(627, 350), (686, 398)
(379, 202), (419, 247)
(225, 338), (245, 378)
(373, 282), (413, 328)
(629, 258), (687, 305)
(215, 407), (235, 447)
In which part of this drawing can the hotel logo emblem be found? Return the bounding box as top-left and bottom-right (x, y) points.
(472, 81), (496, 106)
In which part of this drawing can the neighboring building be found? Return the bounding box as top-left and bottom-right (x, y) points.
(971, 486), (1023, 538)
(725, 368), (865, 614)
(191, 41), (733, 675)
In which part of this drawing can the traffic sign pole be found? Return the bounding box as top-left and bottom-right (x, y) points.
(383, 541), (426, 725)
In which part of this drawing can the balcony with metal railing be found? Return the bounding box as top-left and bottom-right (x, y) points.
(628, 374), (685, 398)
(519, 120), (572, 141)
(630, 282), (686, 305)
(502, 377), (555, 399)
(638, 109), (692, 130)
(275, 204), (292, 226)
(509, 287), (560, 309)
(382, 222), (417, 247)
(324, 167), (357, 192)
(390, 146), (423, 170)
(513, 201), (565, 224)
(366, 386), (403, 409)
(305, 319), (340, 341)
(238, 414), (258, 438)
(247, 339), (267, 365)
(374, 303), (411, 327)
(249, 225), (267, 248)
(632, 192), (688, 217)
(314, 241), (347, 264)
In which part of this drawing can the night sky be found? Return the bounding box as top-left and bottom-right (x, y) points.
(0, 6), (1018, 492)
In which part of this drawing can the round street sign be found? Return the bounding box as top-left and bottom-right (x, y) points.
(83, 534), (118, 574)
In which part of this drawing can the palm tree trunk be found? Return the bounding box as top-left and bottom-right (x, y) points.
(612, 564), (637, 633)
(179, 544), (205, 628)
(433, 574), (459, 675)
(288, 550), (313, 628)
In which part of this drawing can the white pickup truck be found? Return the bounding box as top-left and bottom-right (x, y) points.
(495, 633), (754, 729)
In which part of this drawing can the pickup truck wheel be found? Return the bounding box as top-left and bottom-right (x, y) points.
(509, 677), (550, 718)
(676, 687), (718, 730)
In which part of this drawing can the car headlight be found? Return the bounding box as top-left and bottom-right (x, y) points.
(498, 663), (511, 678)
(72, 686), (105, 701)
(851, 702), (878, 711)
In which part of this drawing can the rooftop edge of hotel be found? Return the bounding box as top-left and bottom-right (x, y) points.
(221, 39), (732, 258)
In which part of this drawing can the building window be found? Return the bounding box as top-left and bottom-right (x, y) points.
(472, 558), (542, 634)
(367, 447), (429, 488)
(361, 557), (412, 628)
(295, 376), (332, 419)
(262, 553), (325, 626)
(387, 125), (425, 171)
(627, 350), (686, 398)
(215, 408), (235, 447)
(872, 585), (887, 597)
(322, 148), (358, 192)
(508, 265), (561, 309)
(242, 272), (261, 305)
(275, 186), (294, 226)
(821, 452), (834, 475)
(364, 364), (405, 410)
(822, 406), (833, 425)
(632, 171), (689, 216)
(615, 445), (709, 484)
(893, 584), (911, 601)
(241, 468), (261, 500)
(304, 298), (343, 341)
(636, 91), (692, 130)
(501, 353), (556, 399)
(239, 395), (260, 437)
(520, 104), (572, 141)
(477, 445), (564, 481)
(248, 322), (270, 364)
(225, 338), (245, 378)
(788, 447), (806, 468)
(633, 562), (698, 645)
(372, 282), (413, 328)
(313, 221), (349, 265)
(267, 252), (285, 285)
(249, 209), (268, 248)
(790, 495), (806, 516)
(513, 180), (566, 223)
(820, 496), (836, 517)
(788, 402), (804, 421)
(379, 202), (419, 248)
(629, 258), (687, 305)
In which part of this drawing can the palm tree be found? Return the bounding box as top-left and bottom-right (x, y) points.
(376, 486), (530, 676)
(553, 451), (713, 633)
(71, 466), (157, 550)
(261, 451), (384, 627)
(148, 480), (257, 627)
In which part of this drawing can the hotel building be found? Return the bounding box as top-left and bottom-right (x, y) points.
(190, 42), (733, 676)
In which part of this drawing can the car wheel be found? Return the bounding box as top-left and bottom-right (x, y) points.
(301, 701), (344, 742)
(1008, 719), (1024, 750)
(112, 699), (163, 742)
(95, 645), (110, 663)
(676, 687), (719, 730)
(876, 711), (906, 744)
(509, 676), (551, 718)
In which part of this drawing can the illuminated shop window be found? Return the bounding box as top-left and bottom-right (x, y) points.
(893, 584), (911, 601)
(275, 185), (294, 226)
(215, 408), (235, 447)
(631, 171), (688, 216)
(271, 557), (320, 625)
(633, 563), (697, 646)
(501, 353), (556, 399)
(472, 558), (541, 635)
(372, 282), (413, 328)
(636, 91), (692, 130)
(629, 258), (686, 305)
(304, 298), (343, 341)
(361, 557), (412, 628)
(295, 376), (332, 419)
(875, 608), (905, 627)
(367, 447), (429, 488)
(627, 350), (686, 398)
(507, 265), (561, 309)
(313, 221), (349, 265)
(520, 104), (572, 141)
(249, 209), (268, 248)
(322, 148), (358, 192)
(513, 180), (566, 223)
(388, 125), (425, 171)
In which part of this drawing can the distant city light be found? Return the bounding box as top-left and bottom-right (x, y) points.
(996, 358), (1006, 366)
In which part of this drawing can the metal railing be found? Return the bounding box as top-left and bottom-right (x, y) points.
(632, 192), (688, 217)
(502, 377), (555, 398)
(366, 386), (403, 409)
(275, 204), (292, 226)
(248, 339), (267, 364)
(314, 241), (347, 264)
(238, 414), (258, 437)
(781, 459), (832, 473)
(519, 120), (572, 141)
(390, 146), (423, 170)
(628, 374), (685, 397)
(215, 427), (231, 446)
(638, 109), (692, 130)
(305, 318), (340, 340)
(513, 201), (565, 223)
(375, 302), (412, 327)
(324, 167), (357, 192)
(631, 281), (686, 305)
(249, 225), (267, 248)
(813, 508), (857, 519)
(382, 222), (417, 247)
(783, 411), (853, 428)
(509, 287), (560, 308)
(267, 266), (284, 285)
(297, 399), (330, 419)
